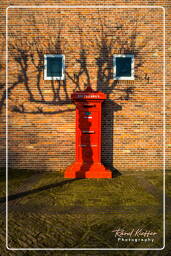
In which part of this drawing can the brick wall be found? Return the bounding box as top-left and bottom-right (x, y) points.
(0, 0), (170, 172)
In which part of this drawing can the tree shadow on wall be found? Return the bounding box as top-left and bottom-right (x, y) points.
(0, 14), (149, 116)
(2, 28), (73, 115)
(0, 22), (135, 177)
(1, 34), (92, 115)
(94, 20), (137, 176)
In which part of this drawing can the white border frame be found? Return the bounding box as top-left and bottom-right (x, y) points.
(113, 54), (134, 80)
(6, 5), (165, 251)
(44, 54), (65, 80)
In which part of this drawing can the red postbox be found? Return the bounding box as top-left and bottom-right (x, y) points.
(64, 86), (112, 178)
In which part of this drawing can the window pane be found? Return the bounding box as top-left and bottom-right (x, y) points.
(116, 57), (132, 77)
(47, 56), (63, 77)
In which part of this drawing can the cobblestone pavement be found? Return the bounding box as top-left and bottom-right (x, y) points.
(0, 170), (170, 256)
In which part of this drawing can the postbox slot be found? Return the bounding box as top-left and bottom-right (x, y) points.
(83, 104), (96, 108)
(79, 144), (97, 147)
(82, 131), (95, 134)
(84, 112), (92, 116)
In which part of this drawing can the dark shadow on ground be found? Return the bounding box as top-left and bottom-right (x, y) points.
(110, 166), (122, 178)
(0, 178), (81, 203)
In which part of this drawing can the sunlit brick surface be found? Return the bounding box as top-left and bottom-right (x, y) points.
(0, 1), (170, 172)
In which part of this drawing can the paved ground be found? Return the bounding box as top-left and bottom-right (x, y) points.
(0, 169), (170, 256)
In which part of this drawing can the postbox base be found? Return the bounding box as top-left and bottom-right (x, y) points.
(64, 162), (112, 178)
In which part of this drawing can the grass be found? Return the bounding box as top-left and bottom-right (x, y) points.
(0, 168), (170, 255)
(19, 174), (159, 209)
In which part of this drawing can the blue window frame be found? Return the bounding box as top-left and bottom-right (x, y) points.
(44, 54), (65, 80)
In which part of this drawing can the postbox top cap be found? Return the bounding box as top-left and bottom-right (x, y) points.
(71, 86), (106, 100)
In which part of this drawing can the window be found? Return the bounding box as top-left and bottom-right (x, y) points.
(44, 54), (65, 80)
(113, 54), (134, 80)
